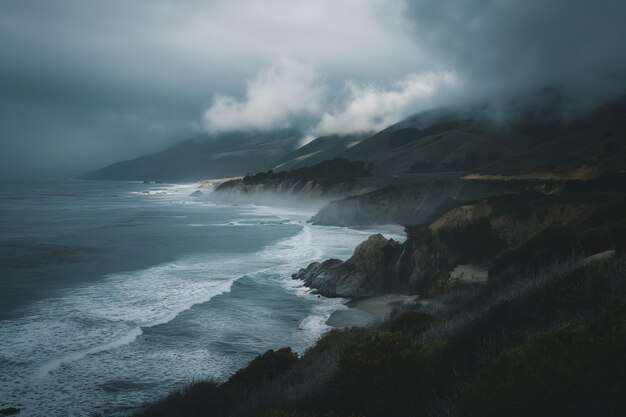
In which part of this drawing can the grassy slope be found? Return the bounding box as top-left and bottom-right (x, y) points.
(83, 130), (302, 181)
(479, 96), (626, 175)
(270, 134), (367, 172)
(333, 95), (626, 177)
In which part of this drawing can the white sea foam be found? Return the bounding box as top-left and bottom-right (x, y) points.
(36, 326), (144, 378)
(0, 259), (241, 379)
(299, 299), (349, 335)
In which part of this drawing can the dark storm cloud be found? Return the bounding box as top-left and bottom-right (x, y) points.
(0, 0), (420, 178)
(1, 0), (625, 178)
(402, 0), (626, 117)
(202, 0), (626, 135)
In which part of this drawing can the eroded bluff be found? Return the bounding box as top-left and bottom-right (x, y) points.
(294, 189), (626, 297)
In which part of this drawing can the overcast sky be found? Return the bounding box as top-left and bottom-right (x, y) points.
(1, 0), (625, 178)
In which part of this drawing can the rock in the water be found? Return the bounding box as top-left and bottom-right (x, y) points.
(0, 407), (20, 416)
(189, 190), (203, 197)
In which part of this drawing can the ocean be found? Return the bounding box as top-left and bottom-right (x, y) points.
(0, 180), (403, 416)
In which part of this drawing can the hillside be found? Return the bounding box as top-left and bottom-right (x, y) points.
(478, 95), (626, 175)
(330, 95), (626, 177)
(335, 108), (529, 175)
(82, 130), (302, 182)
(270, 134), (366, 172)
(211, 159), (375, 206)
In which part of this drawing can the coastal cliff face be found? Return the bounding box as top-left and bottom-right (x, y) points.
(309, 178), (549, 227)
(295, 188), (626, 297)
(211, 177), (368, 205)
(210, 158), (375, 206)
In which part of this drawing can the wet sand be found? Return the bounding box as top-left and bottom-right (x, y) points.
(326, 294), (419, 328)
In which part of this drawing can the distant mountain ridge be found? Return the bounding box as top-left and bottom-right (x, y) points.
(270, 133), (367, 172)
(84, 94), (626, 182)
(82, 130), (302, 181)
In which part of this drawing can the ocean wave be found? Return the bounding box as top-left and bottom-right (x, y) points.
(0, 201), (401, 416)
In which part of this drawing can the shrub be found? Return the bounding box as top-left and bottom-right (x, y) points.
(385, 311), (441, 335)
(134, 381), (221, 417)
(328, 332), (432, 417)
(440, 218), (506, 262)
(458, 304), (626, 417)
(226, 348), (299, 390)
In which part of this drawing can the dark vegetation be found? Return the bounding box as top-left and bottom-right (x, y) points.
(409, 151), (502, 172)
(240, 158), (372, 186)
(270, 134), (368, 172)
(439, 217), (506, 261)
(479, 95), (626, 175)
(388, 122), (471, 148)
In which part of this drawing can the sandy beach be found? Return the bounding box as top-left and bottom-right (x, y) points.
(326, 294), (419, 328)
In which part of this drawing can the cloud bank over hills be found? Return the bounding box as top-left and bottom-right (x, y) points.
(203, 59), (326, 133)
(203, 60), (457, 136)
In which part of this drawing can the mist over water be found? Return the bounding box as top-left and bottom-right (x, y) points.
(0, 180), (403, 416)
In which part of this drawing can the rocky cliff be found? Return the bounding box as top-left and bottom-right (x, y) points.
(295, 185), (626, 298)
(293, 234), (402, 297)
(310, 178), (549, 227)
(210, 158), (375, 206)
(210, 176), (370, 206)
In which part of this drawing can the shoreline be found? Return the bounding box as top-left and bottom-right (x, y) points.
(325, 294), (419, 328)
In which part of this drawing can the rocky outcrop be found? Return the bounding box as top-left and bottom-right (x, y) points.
(296, 190), (626, 297)
(292, 234), (401, 297)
